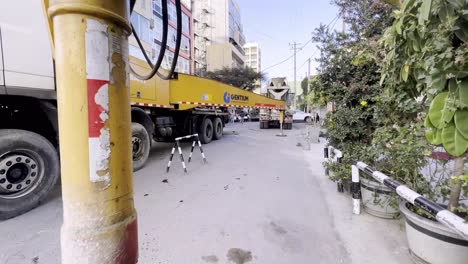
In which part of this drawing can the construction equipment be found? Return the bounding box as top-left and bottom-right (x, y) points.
(0, 0), (285, 220)
(259, 77), (293, 129)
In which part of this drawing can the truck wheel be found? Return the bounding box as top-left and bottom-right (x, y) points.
(213, 117), (223, 140)
(0, 129), (59, 220)
(132, 123), (150, 172)
(305, 117), (312, 123)
(198, 118), (213, 144)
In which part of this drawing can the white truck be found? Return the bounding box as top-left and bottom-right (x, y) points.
(0, 1), (285, 220)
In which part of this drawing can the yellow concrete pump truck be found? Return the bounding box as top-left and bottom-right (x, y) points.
(0, 0), (285, 219)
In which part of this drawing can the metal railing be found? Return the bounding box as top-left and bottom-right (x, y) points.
(323, 146), (344, 192)
(324, 146), (468, 240)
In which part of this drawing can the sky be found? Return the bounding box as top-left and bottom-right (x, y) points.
(236, 0), (341, 87)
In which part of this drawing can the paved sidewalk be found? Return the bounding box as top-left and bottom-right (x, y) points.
(302, 135), (411, 264)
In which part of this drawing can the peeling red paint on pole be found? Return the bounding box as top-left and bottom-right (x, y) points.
(87, 80), (110, 137)
(86, 19), (111, 185)
(116, 218), (139, 264)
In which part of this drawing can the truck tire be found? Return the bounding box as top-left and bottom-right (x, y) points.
(198, 118), (213, 144)
(132, 123), (150, 172)
(213, 117), (223, 140)
(0, 129), (59, 220)
(305, 117), (312, 123)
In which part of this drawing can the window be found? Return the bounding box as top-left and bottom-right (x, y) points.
(167, 27), (177, 49)
(182, 13), (190, 35)
(177, 57), (190, 74)
(153, 15), (163, 41)
(152, 43), (161, 63)
(131, 13), (151, 44)
(168, 2), (177, 26)
(160, 50), (190, 74)
(153, 0), (162, 15)
(129, 44), (147, 62)
(180, 35), (190, 55)
(163, 51), (174, 70)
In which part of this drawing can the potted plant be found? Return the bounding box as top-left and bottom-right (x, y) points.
(381, 0), (468, 262)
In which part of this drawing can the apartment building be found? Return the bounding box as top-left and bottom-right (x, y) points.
(129, 0), (193, 74)
(244, 43), (261, 93)
(192, 0), (246, 74)
(243, 43), (261, 73)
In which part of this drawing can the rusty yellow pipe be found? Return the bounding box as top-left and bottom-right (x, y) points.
(47, 1), (137, 263)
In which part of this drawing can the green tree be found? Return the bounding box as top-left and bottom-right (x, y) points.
(314, 0), (400, 184)
(301, 77), (309, 97)
(204, 67), (264, 91)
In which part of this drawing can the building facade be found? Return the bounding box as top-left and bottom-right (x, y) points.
(243, 43), (261, 93)
(129, 0), (193, 74)
(243, 43), (261, 73)
(192, 0), (246, 74)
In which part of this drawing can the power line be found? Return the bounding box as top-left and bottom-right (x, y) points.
(296, 14), (341, 73)
(262, 53), (296, 72)
(262, 14), (340, 73)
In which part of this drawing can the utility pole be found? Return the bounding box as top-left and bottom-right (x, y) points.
(307, 58), (311, 113)
(289, 42), (301, 109)
(47, 1), (137, 263)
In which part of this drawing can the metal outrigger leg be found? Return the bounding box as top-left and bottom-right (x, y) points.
(166, 134), (207, 173)
(276, 110), (287, 137)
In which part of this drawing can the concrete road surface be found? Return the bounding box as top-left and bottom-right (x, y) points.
(0, 122), (411, 264)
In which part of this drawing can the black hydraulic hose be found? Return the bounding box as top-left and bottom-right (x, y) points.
(130, 0), (136, 14)
(129, 0), (169, 81)
(157, 0), (182, 80)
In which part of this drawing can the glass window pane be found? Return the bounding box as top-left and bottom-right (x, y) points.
(181, 35), (190, 55)
(139, 16), (151, 43)
(168, 27), (177, 49)
(153, 0), (162, 15)
(182, 13), (190, 35)
(129, 44), (146, 61)
(168, 2), (177, 26)
(153, 15), (163, 41)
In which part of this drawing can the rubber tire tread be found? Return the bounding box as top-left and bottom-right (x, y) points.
(198, 118), (213, 144)
(0, 129), (59, 220)
(213, 117), (223, 140)
(132, 123), (151, 172)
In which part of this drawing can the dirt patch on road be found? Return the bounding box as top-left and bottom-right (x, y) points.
(227, 248), (252, 264)
(201, 255), (219, 263)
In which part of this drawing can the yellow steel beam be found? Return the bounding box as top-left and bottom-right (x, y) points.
(47, 1), (137, 263)
(169, 74), (286, 110)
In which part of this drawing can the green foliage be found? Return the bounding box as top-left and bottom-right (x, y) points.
(381, 0), (468, 157)
(301, 77), (309, 96)
(204, 67), (264, 91)
(371, 120), (433, 193)
(319, 0), (467, 217)
(381, 0), (468, 214)
(314, 0), (396, 184)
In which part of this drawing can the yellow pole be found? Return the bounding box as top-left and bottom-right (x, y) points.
(47, 1), (137, 263)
